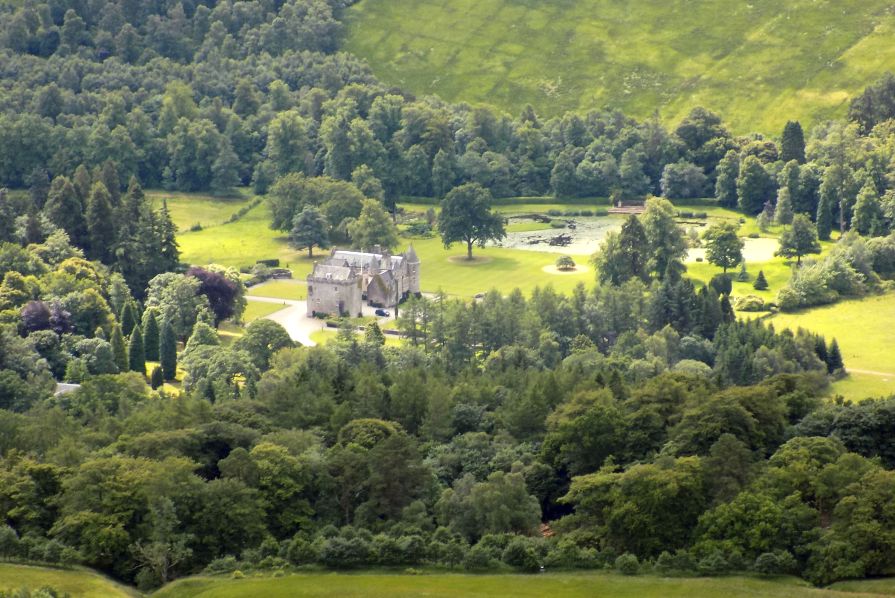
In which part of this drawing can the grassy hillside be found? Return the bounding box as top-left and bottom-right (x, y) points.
(344, 0), (895, 133)
(0, 564), (136, 598)
(768, 293), (895, 400)
(153, 571), (893, 598)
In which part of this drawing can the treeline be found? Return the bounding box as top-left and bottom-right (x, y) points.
(0, 0), (892, 217)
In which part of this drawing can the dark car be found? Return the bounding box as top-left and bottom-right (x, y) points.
(374, 309), (390, 317)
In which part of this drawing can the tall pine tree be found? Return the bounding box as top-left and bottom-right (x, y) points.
(128, 325), (146, 375)
(110, 324), (128, 373)
(159, 320), (177, 381)
(44, 176), (87, 247)
(86, 182), (116, 263)
(119, 301), (137, 336)
(143, 309), (160, 362)
(780, 121), (806, 164)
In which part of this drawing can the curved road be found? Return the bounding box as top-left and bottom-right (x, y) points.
(246, 296), (324, 347)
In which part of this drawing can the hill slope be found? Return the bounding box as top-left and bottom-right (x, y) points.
(0, 564), (136, 598)
(344, 0), (895, 133)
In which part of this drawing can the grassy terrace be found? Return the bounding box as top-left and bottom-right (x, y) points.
(151, 571), (895, 598)
(0, 564), (136, 598)
(344, 0), (895, 133)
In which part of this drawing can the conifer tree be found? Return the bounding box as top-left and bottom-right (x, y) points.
(86, 181), (116, 263)
(157, 200), (180, 271)
(143, 309), (160, 361)
(780, 121), (806, 164)
(159, 320), (177, 381)
(110, 324), (128, 373)
(816, 189), (834, 241)
(752, 270), (768, 290)
(100, 160), (121, 205)
(128, 325), (146, 375)
(150, 366), (164, 390)
(119, 301), (137, 336)
(72, 164), (92, 204)
(827, 338), (844, 374)
(44, 177), (87, 247)
(774, 187), (794, 226)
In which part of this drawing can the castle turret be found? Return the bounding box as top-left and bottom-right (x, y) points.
(405, 245), (421, 294)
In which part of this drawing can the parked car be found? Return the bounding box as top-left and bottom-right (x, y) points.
(374, 309), (390, 317)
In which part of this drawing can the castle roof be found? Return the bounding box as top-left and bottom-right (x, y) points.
(331, 249), (404, 271)
(308, 263), (358, 282)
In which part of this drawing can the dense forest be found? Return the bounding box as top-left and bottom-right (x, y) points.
(1, 0), (895, 593)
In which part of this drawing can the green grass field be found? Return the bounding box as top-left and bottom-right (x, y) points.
(147, 191), (254, 232)
(767, 293), (895, 400)
(242, 301), (288, 322)
(343, 0), (895, 133)
(152, 571), (893, 598)
(247, 280), (308, 300)
(0, 564), (136, 598)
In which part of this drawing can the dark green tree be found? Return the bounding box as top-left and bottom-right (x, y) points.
(86, 182), (116, 263)
(753, 270), (768, 290)
(99, 160), (122, 206)
(816, 188), (834, 241)
(438, 183), (506, 260)
(776, 214), (821, 264)
(780, 121), (806, 164)
(827, 338), (844, 373)
(119, 301), (137, 336)
(110, 324), (128, 373)
(736, 156), (773, 215)
(128, 325), (146, 375)
(159, 320), (177, 381)
(143, 309), (160, 362)
(150, 366), (164, 390)
(290, 206), (330, 258)
(703, 222), (744, 272)
(714, 150), (740, 208)
(44, 177), (87, 247)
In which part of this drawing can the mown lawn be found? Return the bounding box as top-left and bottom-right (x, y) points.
(767, 293), (895, 400)
(0, 564), (136, 598)
(344, 0), (895, 133)
(242, 301), (288, 322)
(247, 280), (308, 301)
(153, 571), (890, 598)
(147, 190), (254, 232)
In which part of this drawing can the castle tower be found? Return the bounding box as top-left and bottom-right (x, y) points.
(405, 245), (421, 294)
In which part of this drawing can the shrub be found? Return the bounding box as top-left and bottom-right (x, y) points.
(189, 223), (203, 231)
(695, 257), (703, 262)
(748, 232), (760, 238)
(205, 556), (239, 574)
(736, 262), (749, 282)
(733, 295), (766, 312)
(550, 221), (567, 229)
(594, 209), (608, 217)
(697, 550), (729, 576)
(405, 222), (433, 236)
(615, 553), (640, 575)
(580, 209), (594, 216)
(232, 570), (245, 579)
(753, 270), (768, 290)
(547, 209), (562, 216)
(463, 544), (496, 570)
(556, 256), (576, 271)
(502, 537), (541, 572)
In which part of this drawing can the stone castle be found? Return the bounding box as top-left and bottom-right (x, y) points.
(306, 247), (420, 317)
